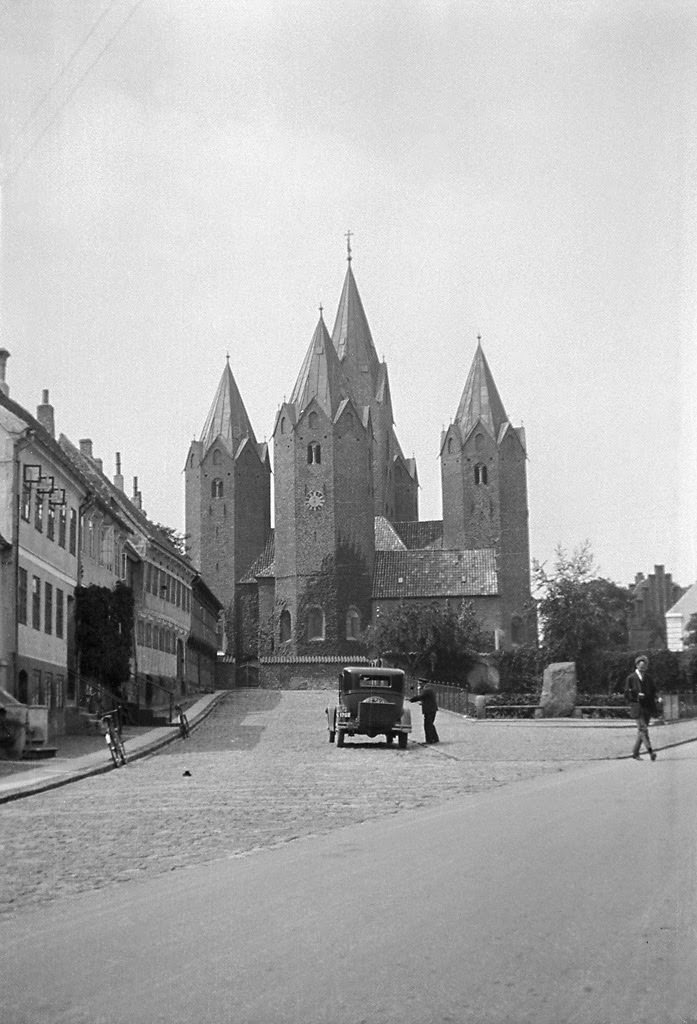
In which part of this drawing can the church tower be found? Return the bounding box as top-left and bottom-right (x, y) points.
(331, 244), (418, 523)
(272, 312), (374, 655)
(440, 341), (532, 646)
(185, 358), (270, 649)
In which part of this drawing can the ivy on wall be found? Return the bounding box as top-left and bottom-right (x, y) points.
(75, 582), (134, 690)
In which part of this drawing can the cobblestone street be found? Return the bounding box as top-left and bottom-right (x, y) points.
(2, 689), (695, 918)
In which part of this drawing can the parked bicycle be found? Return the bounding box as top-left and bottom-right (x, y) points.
(101, 712), (126, 767)
(174, 704), (190, 739)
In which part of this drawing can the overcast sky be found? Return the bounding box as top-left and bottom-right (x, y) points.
(1, 0), (695, 588)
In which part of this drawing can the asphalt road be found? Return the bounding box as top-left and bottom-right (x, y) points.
(2, 691), (696, 1023)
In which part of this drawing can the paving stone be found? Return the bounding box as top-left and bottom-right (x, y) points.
(1, 690), (693, 917)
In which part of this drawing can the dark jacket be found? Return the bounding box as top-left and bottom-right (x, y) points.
(624, 670), (658, 717)
(409, 685), (438, 716)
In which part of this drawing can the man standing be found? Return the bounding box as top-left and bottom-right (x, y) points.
(409, 679), (439, 744)
(624, 655), (658, 761)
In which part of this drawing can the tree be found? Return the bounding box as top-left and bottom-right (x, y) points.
(684, 613), (697, 649)
(365, 600), (490, 681)
(533, 543), (631, 685)
(153, 523), (189, 557)
(75, 582), (135, 694)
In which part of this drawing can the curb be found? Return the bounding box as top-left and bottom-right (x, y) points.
(0, 692), (227, 804)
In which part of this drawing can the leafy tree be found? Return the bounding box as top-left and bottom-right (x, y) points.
(365, 599), (490, 681)
(684, 613), (697, 649)
(153, 523), (189, 557)
(75, 582), (135, 694)
(533, 543), (631, 687)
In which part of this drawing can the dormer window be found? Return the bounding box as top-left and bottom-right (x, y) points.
(307, 444), (321, 465)
(474, 463), (488, 485)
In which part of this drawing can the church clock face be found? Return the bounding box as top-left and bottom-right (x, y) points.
(305, 488), (325, 512)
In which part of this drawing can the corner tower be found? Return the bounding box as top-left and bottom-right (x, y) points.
(185, 358), (270, 648)
(273, 313), (374, 655)
(440, 340), (532, 646)
(331, 247), (418, 522)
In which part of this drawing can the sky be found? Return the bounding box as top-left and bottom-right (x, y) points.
(1, 0), (696, 589)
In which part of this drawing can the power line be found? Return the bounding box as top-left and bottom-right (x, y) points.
(3, 0), (147, 187)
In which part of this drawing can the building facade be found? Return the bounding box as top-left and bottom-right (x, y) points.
(188, 254), (534, 661)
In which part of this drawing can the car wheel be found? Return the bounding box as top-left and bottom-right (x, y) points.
(385, 732), (393, 745)
(398, 733), (407, 749)
(336, 729), (345, 747)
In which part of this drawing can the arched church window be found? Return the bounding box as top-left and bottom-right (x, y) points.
(346, 607), (360, 640)
(474, 463), (488, 485)
(475, 432), (484, 452)
(211, 478), (224, 498)
(447, 437), (454, 454)
(279, 609), (291, 643)
(307, 606), (324, 641)
(213, 449), (221, 465)
(307, 444), (321, 465)
(308, 411), (318, 428)
(280, 417), (286, 434)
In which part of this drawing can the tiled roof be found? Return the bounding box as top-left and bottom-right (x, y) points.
(239, 531), (275, 583)
(373, 549), (498, 599)
(391, 520), (443, 550)
(375, 516), (406, 551)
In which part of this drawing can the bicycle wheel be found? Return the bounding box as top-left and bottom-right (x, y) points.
(115, 737), (127, 766)
(108, 739), (120, 767)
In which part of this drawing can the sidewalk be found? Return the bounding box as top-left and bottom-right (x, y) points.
(0, 691), (227, 804)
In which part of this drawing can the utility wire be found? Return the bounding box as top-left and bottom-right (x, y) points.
(3, 0), (147, 186)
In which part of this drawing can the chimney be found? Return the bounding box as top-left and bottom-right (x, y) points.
(0, 349), (9, 396)
(133, 475), (142, 510)
(36, 389), (55, 437)
(79, 439), (94, 460)
(114, 452), (124, 492)
(94, 458), (103, 474)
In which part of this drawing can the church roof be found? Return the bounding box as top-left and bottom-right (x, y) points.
(239, 531), (275, 583)
(200, 359), (257, 456)
(290, 315), (350, 420)
(331, 263), (381, 406)
(375, 516), (407, 551)
(373, 549), (498, 599)
(454, 341), (509, 440)
(391, 520), (443, 550)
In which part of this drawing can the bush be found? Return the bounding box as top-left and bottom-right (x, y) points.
(493, 646), (544, 694)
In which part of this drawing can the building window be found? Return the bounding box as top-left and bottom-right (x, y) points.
(280, 417), (286, 434)
(447, 437), (454, 454)
(145, 622), (152, 647)
(308, 411), (318, 428)
(213, 448), (221, 465)
(212, 478), (223, 498)
(307, 606), (324, 641)
(474, 463), (488, 485)
(47, 504), (56, 540)
(18, 567), (28, 625)
(56, 589), (64, 638)
(475, 432), (484, 452)
(58, 506), (67, 548)
(44, 582), (53, 634)
(32, 669), (43, 705)
(55, 676), (64, 709)
(307, 443), (321, 465)
(69, 508), (77, 554)
(88, 520), (95, 558)
(45, 672), (54, 708)
(279, 609), (291, 643)
(346, 607), (360, 640)
(32, 575), (41, 629)
(21, 484), (31, 522)
(34, 495), (44, 532)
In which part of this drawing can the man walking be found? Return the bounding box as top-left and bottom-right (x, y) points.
(409, 679), (439, 744)
(624, 655), (658, 761)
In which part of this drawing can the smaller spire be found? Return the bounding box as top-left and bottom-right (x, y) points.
(319, 303), (324, 320)
(345, 229), (353, 263)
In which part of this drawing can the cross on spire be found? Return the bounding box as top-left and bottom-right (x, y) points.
(345, 229), (353, 263)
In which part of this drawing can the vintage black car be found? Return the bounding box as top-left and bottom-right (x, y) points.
(326, 666), (412, 748)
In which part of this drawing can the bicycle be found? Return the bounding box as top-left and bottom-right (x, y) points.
(101, 712), (126, 767)
(174, 704), (190, 739)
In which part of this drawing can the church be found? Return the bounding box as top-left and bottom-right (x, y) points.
(185, 248), (534, 664)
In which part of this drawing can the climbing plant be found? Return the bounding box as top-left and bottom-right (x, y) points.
(75, 581), (135, 691)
